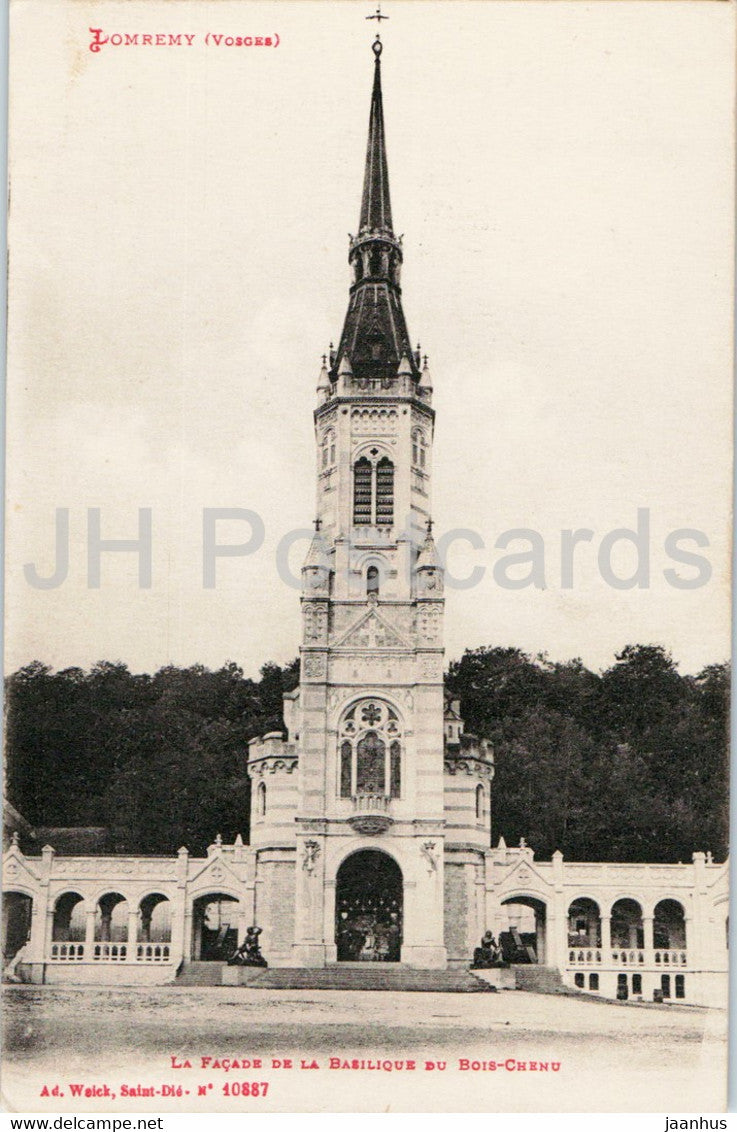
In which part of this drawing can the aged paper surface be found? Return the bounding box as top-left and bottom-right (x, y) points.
(2, 0), (733, 1114)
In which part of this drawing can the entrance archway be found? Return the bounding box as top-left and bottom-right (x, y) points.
(335, 850), (402, 962)
(191, 894), (239, 961)
(500, 896), (547, 964)
(3, 893), (32, 963)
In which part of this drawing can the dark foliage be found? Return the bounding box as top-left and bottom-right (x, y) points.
(4, 645), (728, 862)
(446, 644), (729, 862)
(5, 658), (299, 856)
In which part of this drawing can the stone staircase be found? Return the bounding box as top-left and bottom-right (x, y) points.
(511, 965), (567, 994)
(174, 961), (496, 992)
(172, 961), (224, 986)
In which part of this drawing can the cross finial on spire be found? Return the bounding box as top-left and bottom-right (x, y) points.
(321, 353), (327, 365)
(314, 518), (322, 532)
(426, 517), (434, 536)
(366, 5), (389, 23)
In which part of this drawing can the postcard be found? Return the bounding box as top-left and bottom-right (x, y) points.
(2, 0), (732, 1114)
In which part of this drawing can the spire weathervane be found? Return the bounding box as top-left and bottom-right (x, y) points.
(366, 5), (389, 23)
(366, 4), (388, 55)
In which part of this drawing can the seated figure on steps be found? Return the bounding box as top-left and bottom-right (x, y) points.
(228, 926), (268, 967)
(472, 931), (505, 969)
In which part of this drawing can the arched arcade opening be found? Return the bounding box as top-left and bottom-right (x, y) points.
(500, 896), (547, 964)
(568, 898), (601, 948)
(191, 894), (239, 961)
(654, 899), (686, 951)
(3, 892), (32, 963)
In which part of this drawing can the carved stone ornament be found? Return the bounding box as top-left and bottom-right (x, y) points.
(340, 611), (404, 650)
(347, 814), (393, 835)
(418, 605), (441, 642)
(351, 407), (399, 435)
(418, 654), (440, 680)
(421, 840), (438, 873)
(248, 756), (299, 778)
(51, 858), (178, 879)
(302, 840), (321, 873)
(303, 654), (327, 680)
(303, 604), (328, 643)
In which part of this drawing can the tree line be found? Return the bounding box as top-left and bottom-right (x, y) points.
(4, 644), (728, 861)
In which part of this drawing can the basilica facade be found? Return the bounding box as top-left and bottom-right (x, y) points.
(2, 38), (728, 1006)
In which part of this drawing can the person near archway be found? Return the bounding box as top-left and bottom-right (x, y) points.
(472, 931), (501, 969)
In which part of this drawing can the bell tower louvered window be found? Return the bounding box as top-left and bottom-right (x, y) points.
(375, 458), (394, 525)
(352, 455), (394, 527)
(353, 458), (373, 525)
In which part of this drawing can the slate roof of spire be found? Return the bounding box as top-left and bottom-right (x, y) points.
(331, 39), (419, 383)
(359, 44), (393, 236)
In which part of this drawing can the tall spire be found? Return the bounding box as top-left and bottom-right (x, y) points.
(359, 38), (393, 235)
(331, 36), (419, 383)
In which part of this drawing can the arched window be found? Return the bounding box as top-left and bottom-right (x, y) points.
(390, 740), (401, 798)
(375, 458), (394, 525)
(412, 429), (427, 469)
(353, 458), (373, 525)
(340, 740), (353, 798)
(475, 784), (484, 821)
(352, 455), (394, 527)
(357, 731), (385, 794)
(257, 781), (267, 817)
(321, 429), (336, 469)
(338, 700), (402, 799)
(366, 565), (380, 596)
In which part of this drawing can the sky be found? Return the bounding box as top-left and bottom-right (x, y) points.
(5, 0), (734, 679)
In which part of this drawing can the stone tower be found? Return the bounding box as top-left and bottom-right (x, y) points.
(247, 36), (493, 969)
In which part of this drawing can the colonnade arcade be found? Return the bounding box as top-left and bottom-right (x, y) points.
(490, 877), (696, 986)
(566, 896), (688, 960)
(49, 890), (173, 961)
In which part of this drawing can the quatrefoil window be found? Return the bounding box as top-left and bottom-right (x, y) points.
(361, 703), (382, 726)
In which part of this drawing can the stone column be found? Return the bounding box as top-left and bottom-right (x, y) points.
(642, 914), (654, 954)
(126, 906), (139, 961)
(600, 914), (611, 955)
(236, 909), (249, 947)
(244, 882), (256, 929)
(44, 906), (56, 963)
(27, 891), (47, 966)
(85, 906), (96, 953)
(323, 879), (337, 963)
(546, 908), (567, 972)
(171, 847), (190, 968)
(535, 908), (546, 964)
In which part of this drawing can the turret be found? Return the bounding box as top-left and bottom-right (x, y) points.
(443, 695), (494, 850)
